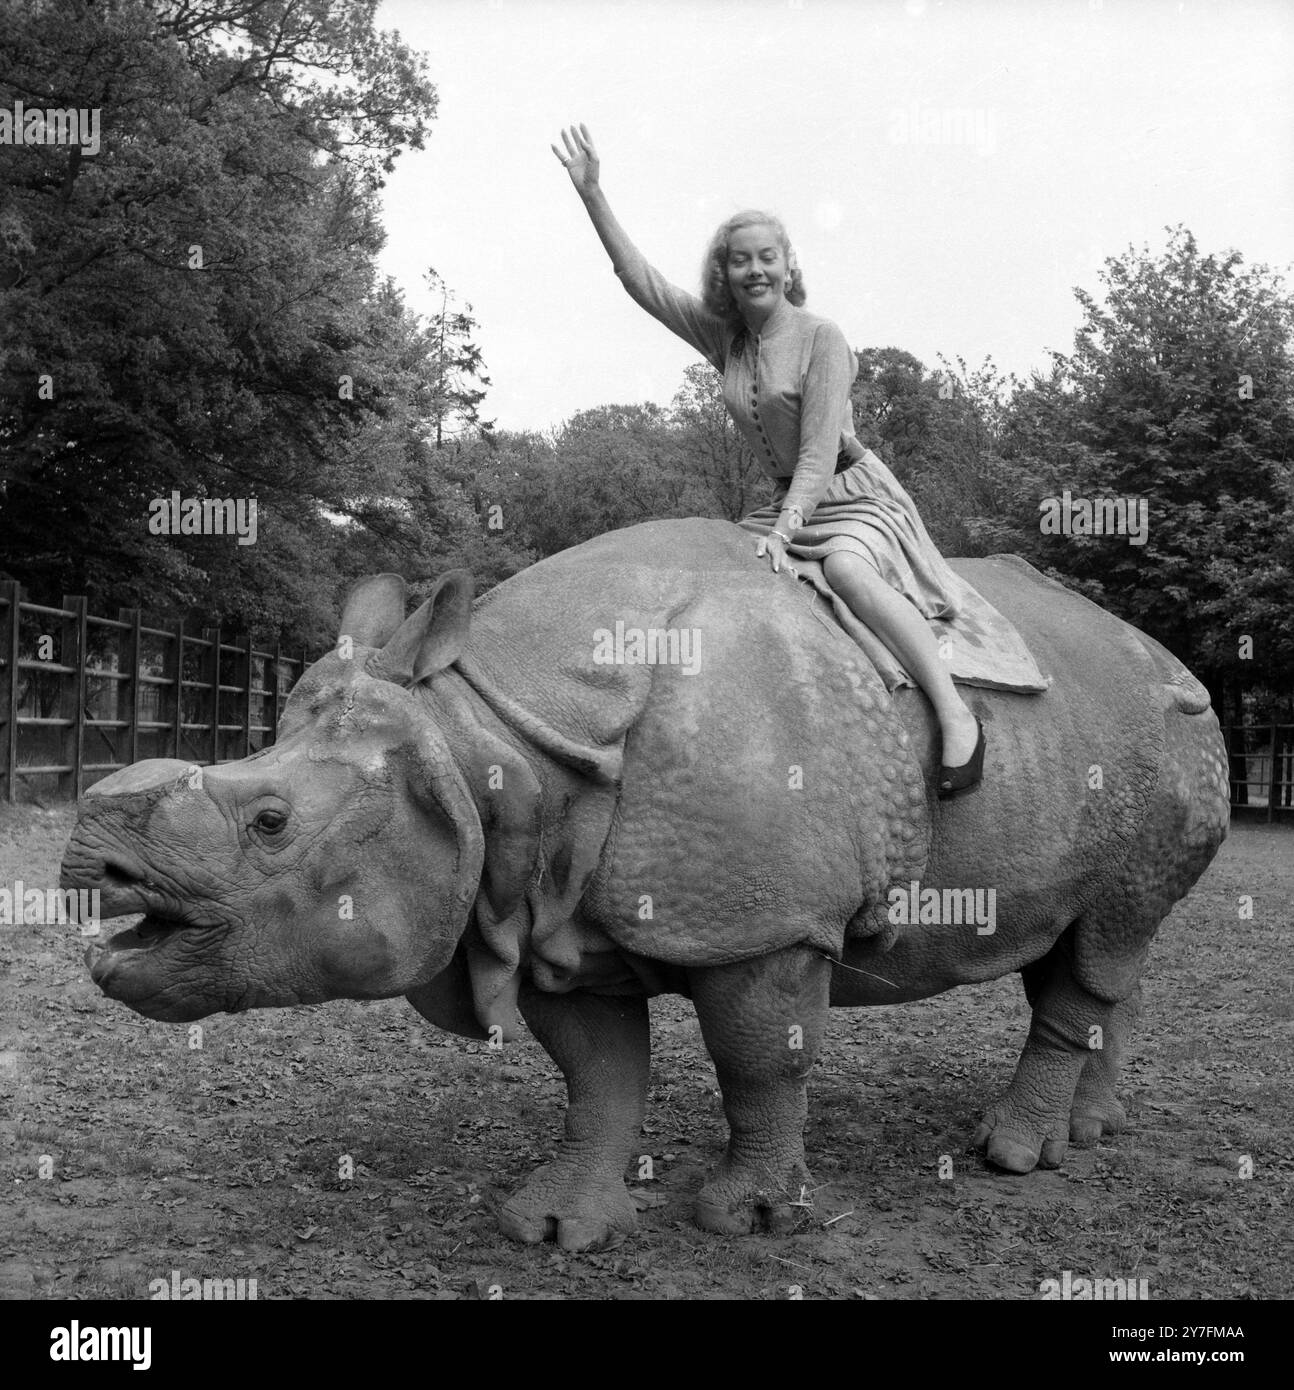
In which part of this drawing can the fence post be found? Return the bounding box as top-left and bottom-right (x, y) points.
(60, 595), (87, 800)
(170, 619), (185, 761)
(1226, 708), (1248, 807)
(1, 581), (19, 803)
(269, 641), (283, 737)
(244, 631), (255, 757)
(1269, 715), (1279, 824)
(203, 627), (221, 767)
(118, 607), (141, 774)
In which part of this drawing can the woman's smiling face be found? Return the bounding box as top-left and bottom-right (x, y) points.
(726, 224), (788, 319)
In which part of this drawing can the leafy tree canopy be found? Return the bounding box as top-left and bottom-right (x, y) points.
(0, 0), (506, 652)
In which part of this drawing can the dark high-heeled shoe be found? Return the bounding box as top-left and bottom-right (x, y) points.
(938, 716), (985, 799)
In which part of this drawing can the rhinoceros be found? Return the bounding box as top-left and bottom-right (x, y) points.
(61, 518), (1229, 1251)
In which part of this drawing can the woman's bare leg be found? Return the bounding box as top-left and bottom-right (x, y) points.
(822, 551), (980, 767)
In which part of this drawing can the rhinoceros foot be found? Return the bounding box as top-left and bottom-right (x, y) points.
(693, 1157), (815, 1237)
(498, 1162), (637, 1253)
(975, 1089), (1127, 1170)
(972, 1104), (1070, 1173)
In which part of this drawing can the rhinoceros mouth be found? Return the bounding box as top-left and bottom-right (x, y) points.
(104, 912), (209, 951)
(89, 912), (223, 975)
(85, 911), (235, 1017)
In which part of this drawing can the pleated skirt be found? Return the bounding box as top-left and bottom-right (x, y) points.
(737, 448), (963, 621)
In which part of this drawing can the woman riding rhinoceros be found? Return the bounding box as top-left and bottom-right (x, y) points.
(554, 123), (987, 796)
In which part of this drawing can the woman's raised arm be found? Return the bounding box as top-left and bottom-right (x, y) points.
(553, 124), (636, 267)
(554, 124), (728, 370)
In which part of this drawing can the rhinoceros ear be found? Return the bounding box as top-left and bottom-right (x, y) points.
(373, 569), (475, 686)
(339, 573), (408, 649)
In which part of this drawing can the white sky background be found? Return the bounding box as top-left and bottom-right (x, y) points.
(375, 0), (1294, 434)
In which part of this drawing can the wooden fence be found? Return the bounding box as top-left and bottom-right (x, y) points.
(1222, 721), (1294, 821)
(1, 581), (314, 802)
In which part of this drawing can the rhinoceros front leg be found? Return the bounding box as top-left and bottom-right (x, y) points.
(974, 943), (1125, 1172)
(499, 988), (649, 1253)
(688, 947), (831, 1235)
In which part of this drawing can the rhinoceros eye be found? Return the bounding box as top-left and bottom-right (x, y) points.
(253, 809), (287, 836)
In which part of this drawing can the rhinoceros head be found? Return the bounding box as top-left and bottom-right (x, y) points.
(61, 572), (486, 1022)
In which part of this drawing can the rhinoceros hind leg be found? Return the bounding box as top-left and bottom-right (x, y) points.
(973, 940), (1122, 1174)
(689, 948), (830, 1235)
(499, 989), (649, 1253)
(1068, 986), (1138, 1144)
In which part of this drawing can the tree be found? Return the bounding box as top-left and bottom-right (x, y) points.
(0, 0), (465, 650)
(848, 347), (1020, 556)
(474, 405), (702, 559)
(668, 363), (763, 520)
(1022, 227), (1294, 705)
(971, 364), (1114, 590)
(421, 269), (494, 448)
(851, 347), (937, 460)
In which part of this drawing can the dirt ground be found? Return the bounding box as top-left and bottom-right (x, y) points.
(1, 802), (1290, 1301)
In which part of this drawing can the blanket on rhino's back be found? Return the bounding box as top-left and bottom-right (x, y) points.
(737, 449), (1052, 694)
(455, 518), (1188, 982)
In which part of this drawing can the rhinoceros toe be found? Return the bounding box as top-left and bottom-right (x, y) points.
(1069, 1098), (1127, 1146)
(984, 1134), (1044, 1173)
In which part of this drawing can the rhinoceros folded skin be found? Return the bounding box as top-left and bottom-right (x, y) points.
(61, 516), (1229, 1249)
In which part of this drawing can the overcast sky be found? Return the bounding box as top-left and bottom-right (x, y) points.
(374, 0), (1294, 433)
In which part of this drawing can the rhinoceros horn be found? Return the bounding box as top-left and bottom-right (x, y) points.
(338, 572), (408, 648)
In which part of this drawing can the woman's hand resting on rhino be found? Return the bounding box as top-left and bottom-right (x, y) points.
(756, 532), (796, 577)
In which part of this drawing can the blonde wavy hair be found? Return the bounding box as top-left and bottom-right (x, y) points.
(700, 210), (806, 320)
